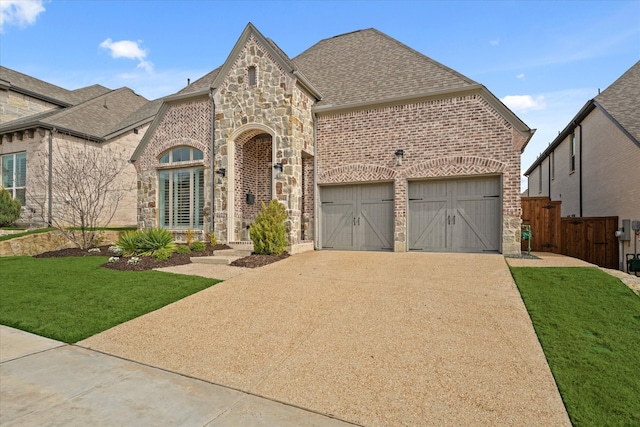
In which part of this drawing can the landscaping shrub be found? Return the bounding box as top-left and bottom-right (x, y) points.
(249, 199), (287, 256)
(153, 247), (174, 261)
(185, 228), (195, 246)
(116, 228), (176, 257)
(175, 245), (191, 254)
(190, 241), (205, 252)
(116, 230), (140, 256)
(0, 188), (21, 227)
(207, 232), (218, 246)
(137, 228), (176, 257)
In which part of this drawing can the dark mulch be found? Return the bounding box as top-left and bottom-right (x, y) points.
(230, 252), (290, 268)
(33, 243), (289, 271)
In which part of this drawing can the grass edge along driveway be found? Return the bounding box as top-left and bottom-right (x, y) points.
(0, 256), (219, 344)
(510, 267), (640, 427)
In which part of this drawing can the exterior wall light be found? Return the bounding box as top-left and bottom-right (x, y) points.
(215, 168), (226, 177)
(395, 149), (404, 166)
(273, 162), (283, 178)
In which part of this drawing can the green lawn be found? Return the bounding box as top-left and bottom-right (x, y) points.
(0, 256), (219, 343)
(510, 267), (640, 427)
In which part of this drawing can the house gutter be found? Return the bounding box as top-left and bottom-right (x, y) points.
(313, 113), (319, 250)
(577, 123), (583, 216)
(47, 127), (56, 226)
(209, 88), (216, 237)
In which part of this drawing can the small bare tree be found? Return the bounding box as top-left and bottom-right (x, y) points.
(31, 139), (133, 249)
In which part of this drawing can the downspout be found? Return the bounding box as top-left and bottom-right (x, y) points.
(577, 123), (583, 217)
(548, 151), (551, 197)
(313, 113), (319, 250)
(47, 127), (56, 226)
(209, 88), (216, 237)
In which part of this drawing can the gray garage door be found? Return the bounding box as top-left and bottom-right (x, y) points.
(408, 176), (501, 253)
(320, 183), (394, 251)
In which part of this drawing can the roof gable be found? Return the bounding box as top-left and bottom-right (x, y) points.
(594, 60), (640, 144)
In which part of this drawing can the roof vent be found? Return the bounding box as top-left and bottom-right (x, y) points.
(103, 99), (108, 109)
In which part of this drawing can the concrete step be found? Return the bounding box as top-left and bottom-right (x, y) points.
(191, 255), (241, 265)
(213, 249), (253, 257)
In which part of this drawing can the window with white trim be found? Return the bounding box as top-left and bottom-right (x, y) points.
(157, 147), (204, 229)
(1, 152), (26, 205)
(248, 66), (257, 87)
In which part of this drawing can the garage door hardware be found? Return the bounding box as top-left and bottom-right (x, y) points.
(353, 217), (360, 226)
(447, 215), (456, 225)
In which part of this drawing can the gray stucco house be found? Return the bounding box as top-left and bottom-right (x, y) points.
(132, 23), (535, 254)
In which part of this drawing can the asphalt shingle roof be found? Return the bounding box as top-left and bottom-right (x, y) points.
(0, 88), (150, 140)
(594, 60), (640, 143)
(0, 66), (110, 106)
(292, 29), (478, 108)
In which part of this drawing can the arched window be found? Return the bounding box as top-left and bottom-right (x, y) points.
(157, 147), (204, 229)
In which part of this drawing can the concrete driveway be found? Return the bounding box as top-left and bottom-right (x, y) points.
(77, 251), (570, 426)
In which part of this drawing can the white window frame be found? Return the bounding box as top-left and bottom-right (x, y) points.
(1, 152), (27, 205)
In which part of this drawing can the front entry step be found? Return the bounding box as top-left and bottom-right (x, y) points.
(190, 249), (253, 265)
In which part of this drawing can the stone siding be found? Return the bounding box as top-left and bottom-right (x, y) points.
(0, 230), (122, 256)
(212, 35), (315, 245)
(316, 94), (523, 254)
(0, 90), (61, 124)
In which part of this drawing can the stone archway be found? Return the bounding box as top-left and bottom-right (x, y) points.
(227, 124), (276, 243)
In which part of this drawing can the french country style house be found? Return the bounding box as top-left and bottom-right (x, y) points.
(130, 23), (534, 254)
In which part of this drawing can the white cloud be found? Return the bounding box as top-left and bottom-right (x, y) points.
(100, 38), (154, 72)
(0, 0), (46, 33)
(490, 37), (500, 46)
(517, 73), (525, 80)
(501, 94), (546, 113)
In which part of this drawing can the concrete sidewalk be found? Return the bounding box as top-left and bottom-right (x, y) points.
(79, 251), (571, 426)
(0, 327), (353, 426)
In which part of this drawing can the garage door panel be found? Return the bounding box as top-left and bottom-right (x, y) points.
(320, 183), (393, 251)
(408, 201), (447, 250)
(322, 203), (354, 249)
(361, 200), (394, 250)
(409, 177), (501, 253)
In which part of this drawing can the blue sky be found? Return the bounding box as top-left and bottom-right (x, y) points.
(1, 0), (639, 190)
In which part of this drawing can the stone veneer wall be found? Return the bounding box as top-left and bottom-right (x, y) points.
(213, 35), (315, 246)
(316, 95), (523, 254)
(0, 91), (61, 124)
(0, 230), (122, 256)
(136, 97), (212, 232)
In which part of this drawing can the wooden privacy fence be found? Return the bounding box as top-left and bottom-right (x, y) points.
(521, 197), (619, 269)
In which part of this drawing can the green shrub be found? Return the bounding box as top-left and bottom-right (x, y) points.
(249, 199), (288, 256)
(116, 230), (141, 257)
(137, 228), (176, 257)
(153, 247), (174, 261)
(0, 188), (21, 227)
(175, 245), (191, 254)
(116, 228), (176, 257)
(206, 232), (218, 246)
(190, 241), (205, 252)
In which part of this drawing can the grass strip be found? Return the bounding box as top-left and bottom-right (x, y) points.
(510, 267), (640, 426)
(0, 256), (219, 343)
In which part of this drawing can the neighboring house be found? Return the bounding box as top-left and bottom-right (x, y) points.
(132, 23), (534, 254)
(0, 66), (160, 227)
(524, 61), (640, 265)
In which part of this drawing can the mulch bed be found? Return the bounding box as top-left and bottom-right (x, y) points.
(34, 243), (289, 271)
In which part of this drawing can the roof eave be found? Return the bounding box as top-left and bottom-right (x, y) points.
(312, 85), (486, 115)
(102, 116), (155, 141)
(6, 85), (72, 107)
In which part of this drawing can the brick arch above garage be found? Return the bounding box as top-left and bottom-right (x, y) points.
(318, 164), (398, 184)
(405, 156), (507, 179)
